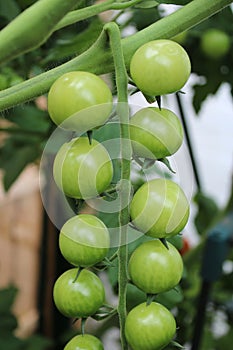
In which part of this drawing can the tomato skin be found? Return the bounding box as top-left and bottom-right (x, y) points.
(59, 214), (110, 267)
(130, 179), (189, 238)
(130, 107), (183, 159)
(53, 137), (113, 199)
(125, 302), (176, 350)
(48, 71), (113, 132)
(200, 29), (231, 60)
(130, 40), (191, 97)
(64, 334), (104, 350)
(128, 239), (183, 294)
(53, 268), (105, 318)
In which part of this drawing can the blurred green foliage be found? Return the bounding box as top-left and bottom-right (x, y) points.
(0, 286), (52, 350)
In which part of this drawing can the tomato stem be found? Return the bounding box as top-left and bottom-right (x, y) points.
(0, 0), (80, 65)
(146, 294), (157, 306)
(160, 238), (169, 250)
(72, 267), (83, 282)
(81, 318), (86, 335)
(87, 130), (93, 145)
(104, 22), (131, 350)
(55, 0), (143, 31)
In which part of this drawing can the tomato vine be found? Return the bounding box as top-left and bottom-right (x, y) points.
(0, 0), (231, 111)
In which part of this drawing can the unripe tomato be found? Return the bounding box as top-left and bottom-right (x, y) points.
(53, 268), (105, 318)
(130, 39), (191, 97)
(130, 107), (183, 159)
(64, 334), (104, 350)
(48, 71), (113, 132)
(125, 302), (176, 350)
(59, 214), (110, 267)
(200, 28), (231, 60)
(128, 239), (183, 294)
(53, 137), (113, 199)
(130, 179), (189, 238)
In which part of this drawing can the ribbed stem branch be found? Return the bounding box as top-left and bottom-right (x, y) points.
(104, 22), (131, 350)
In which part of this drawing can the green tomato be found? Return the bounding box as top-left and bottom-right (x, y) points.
(53, 268), (105, 318)
(48, 71), (113, 132)
(125, 302), (176, 350)
(53, 137), (113, 199)
(64, 334), (104, 350)
(130, 179), (189, 238)
(59, 214), (110, 267)
(130, 107), (183, 159)
(200, 28), (231, 60)
(130, 39), (191, 97)
(128, 239), (183, 294)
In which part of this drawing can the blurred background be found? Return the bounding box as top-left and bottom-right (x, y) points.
(0, 1), (233, 350)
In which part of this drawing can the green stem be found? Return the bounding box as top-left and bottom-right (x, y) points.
(122, 0), (232, 67)
(104, 22), (131, 350)
(55, 0), (142, 31)
(0, 0), (231, 111)
(0, 0), (80, 64)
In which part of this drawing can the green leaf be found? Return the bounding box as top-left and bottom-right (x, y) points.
(158, 157), (176, 174)
(24, 334), (52, 350)
(156, 286), (183, 309)
(43, 18), (103, 64)
(0, 335), (24, 350)
(193, 191), (219, 234)
(0, 0), (20, 21)
(167, 234), (183, 250)
(0, 285), (18, 313)
(5, 105), (51, 133)
(0, 313), (18, 333)
(170, 340), (184, 348)
(1, 145), (40, 191)
(135, 1), (159, 9)
(132, 8), (160, 31)
(216, 328), (233, 349)
(192, 80), (221, 114)
(126, 283), (146, 311)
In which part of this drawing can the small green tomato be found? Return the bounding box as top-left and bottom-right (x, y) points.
(59, 214), (110, 267)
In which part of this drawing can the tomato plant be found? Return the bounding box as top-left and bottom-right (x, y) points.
(130, 178), (190, 238)
(48, 71), (113, 132)
(59, 214), (110, 267)
(130, 107), (183, 159)
(53, 268), (105, 318)
(200, 28), (231, 60)
(128, 239), (183, 294)
(53, 136), (113, 199)
(130, 39), (191, 97)
(125, 302), (176, 350)
(0, 1), (231, 350)
(64, 334), (104, 350)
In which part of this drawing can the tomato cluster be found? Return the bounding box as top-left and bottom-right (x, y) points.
(48, 39), (191, 350)
(48, 71), (114, 349)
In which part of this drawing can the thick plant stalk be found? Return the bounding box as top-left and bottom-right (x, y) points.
(104, 22), (131, 350)
(0, 0), (231, 111)
(54, 0), (142, 31)
(0, 0), (80, 64)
